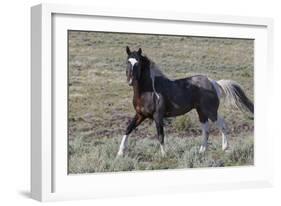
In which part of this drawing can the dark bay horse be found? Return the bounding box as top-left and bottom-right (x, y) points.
(117, 46), (254, 157)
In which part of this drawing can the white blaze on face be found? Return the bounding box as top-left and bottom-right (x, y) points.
(127, 58), (138, 84)
(128, 58), (138, 68)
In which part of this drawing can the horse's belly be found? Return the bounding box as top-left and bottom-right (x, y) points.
(164, 106), (193, 117)
(164, 97), (194, 117)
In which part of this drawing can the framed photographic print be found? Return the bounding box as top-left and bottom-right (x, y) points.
(31, 3), (274, 201)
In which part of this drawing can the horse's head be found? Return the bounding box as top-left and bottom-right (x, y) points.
(125, 46), (143, 86)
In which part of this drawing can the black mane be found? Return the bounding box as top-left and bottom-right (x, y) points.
(140, 55), (169, 81)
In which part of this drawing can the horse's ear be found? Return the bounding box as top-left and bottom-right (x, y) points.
(126, 46), (131, 55)
(137, 48), (142, 55)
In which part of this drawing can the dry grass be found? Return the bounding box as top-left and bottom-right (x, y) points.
(68, 135), (254, 173)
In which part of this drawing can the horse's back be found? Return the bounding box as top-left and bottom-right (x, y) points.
(174, 75), (211, 89)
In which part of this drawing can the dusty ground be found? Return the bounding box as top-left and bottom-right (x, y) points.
(68, 31), (254, 174)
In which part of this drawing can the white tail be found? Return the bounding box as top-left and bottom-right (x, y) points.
(214, 79), (254, 114)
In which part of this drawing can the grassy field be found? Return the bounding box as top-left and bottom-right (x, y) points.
(68, 31), (254, 174)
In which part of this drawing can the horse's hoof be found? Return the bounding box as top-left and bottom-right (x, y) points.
(199, 145), (207, 153)
(116, 150), (124, 157)
(222, 144), (229, 151)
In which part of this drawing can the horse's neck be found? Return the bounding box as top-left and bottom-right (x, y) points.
(132, 81), (141, 99)
(132, 70), (152, 98)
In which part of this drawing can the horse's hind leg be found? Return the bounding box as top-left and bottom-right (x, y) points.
(215, 115), (228, 151)
(199, 121), (209, 153)
(117, 114), (145, 157)
(196, 108), (209, 153)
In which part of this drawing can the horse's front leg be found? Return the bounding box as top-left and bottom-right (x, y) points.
(117, 114), (145, 157)
(153, 112), (165, 157)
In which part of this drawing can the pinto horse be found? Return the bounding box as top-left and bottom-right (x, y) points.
(117, 46), (254, 157)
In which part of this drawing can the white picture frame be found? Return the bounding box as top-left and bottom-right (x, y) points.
(31, 3), (274, 202)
